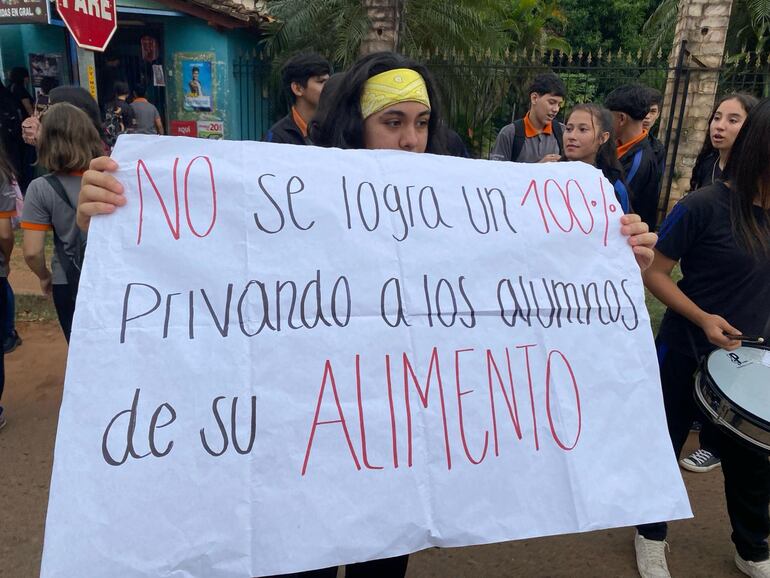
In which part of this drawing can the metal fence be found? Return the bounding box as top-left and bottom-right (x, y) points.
(233, 53), (274, 141)
(233, 44), (770, 215)
(410, 47), (672, 158)
(234, 46), (770, 148)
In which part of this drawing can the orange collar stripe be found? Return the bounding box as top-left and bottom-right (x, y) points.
(523, 112), (553, 137)
(291, 107), (308, 138)
(617, 129), (649, 158)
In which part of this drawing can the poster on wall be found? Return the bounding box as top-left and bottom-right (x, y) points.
(140, 36), (159, 62)
(182, 58), (213, 112)
(0, 0), (50, 24)
(173, 52), (221, 138)
(29, 53), (64, 114)
(196, 119), (224, 139)
(29, 53), (64, 89)
(152, 64), (165, 87)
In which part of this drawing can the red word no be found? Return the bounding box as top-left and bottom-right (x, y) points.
(136, 156), (218, 245)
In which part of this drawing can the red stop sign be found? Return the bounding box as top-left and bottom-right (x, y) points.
(56, 0), (117, 52)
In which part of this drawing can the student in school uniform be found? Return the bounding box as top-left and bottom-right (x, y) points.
(605, 85), (661, 229)
(130, 84), (164, 135)
(489, 73), (566, 163)
(265, 53), (331, 146)
(643, 88), (666, 176)
(21, 103), (102, 343)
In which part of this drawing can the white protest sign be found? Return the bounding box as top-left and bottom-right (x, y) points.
(42, 136), (690, 577)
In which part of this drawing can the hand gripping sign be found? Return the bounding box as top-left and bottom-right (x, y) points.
(41, 136), (690, 577)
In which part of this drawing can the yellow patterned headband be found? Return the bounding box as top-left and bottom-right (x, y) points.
(360, 68), (431, 119)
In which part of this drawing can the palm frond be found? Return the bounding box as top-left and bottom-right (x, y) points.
(747, 0), (770, 30)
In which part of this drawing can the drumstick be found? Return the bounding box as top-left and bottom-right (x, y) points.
(723, 332), (765, 343)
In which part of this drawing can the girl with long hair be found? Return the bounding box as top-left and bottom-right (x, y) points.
(635, 98), (770, 578)
(562, 103), (632, 212)
(21, 103), (103, 343)
(680, 93), (758, 475)
(310, 51), (447, 154)
(690, 93), (758, 192)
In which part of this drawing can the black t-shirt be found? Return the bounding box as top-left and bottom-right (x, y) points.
(656, 182), (770, 356)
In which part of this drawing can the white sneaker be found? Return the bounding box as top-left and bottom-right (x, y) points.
(736, 553), (770, 577)
(635, 531), (671, 578)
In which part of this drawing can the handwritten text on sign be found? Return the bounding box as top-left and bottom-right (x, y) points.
(42, 136), (690, 578)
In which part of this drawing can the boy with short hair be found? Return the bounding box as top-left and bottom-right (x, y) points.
(130, 84), (164, 135)
(266, 53), (331, 146)
(643, 87), (666, 174)
(605, 85), (661, 229)
(490, 72), (566, 163)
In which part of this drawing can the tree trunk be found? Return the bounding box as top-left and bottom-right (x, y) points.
(360, 0), (401, 55)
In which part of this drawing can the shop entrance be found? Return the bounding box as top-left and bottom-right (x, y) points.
(95, 22), (166, 125)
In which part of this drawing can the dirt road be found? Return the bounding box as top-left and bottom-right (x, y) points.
(0, 322), (744, 577)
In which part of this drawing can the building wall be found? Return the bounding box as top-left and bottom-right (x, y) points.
(0, 23), (71, 83)
(658, 0), (733, 209)
(164, 20), (257, 139)
(1, 1), (263, 140)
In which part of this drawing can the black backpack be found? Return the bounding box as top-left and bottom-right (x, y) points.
(103, 105), (124, 149)
(510, 117), (564, 161)
(44, 175), (86, 301)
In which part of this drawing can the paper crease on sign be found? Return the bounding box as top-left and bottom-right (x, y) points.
(39, 137), (692, 578)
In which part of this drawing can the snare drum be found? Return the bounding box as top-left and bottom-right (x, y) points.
(694, 344), (770, 454)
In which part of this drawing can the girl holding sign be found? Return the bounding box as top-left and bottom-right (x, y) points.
(76, 51), (658, 577)
(637, 99), (770, 578)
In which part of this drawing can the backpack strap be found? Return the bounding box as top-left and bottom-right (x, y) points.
(551, 120), (564, 157)
(511, 118), (564, 160)
(612, 179), (631, 214)
(44, 174), (76, 212)
(510, 118), (526, 161)
(626, 148), (644, 183)
(43, 175), (83, 298)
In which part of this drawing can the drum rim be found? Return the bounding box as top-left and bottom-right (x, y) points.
(701, 343), (770, 430)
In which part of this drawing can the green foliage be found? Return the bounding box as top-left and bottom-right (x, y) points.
(641, 0), (678, 56)
(560, 0), (658, 54)
(730, 0), (770, 53)
(498, 0), (570, 53)
(642, 0), (770, 57)
(17, 294), (58, 323)
(261, 0), (369, 69)
(400, 0), (507, 55)
(558, 72), (598, 108)
(261, 0), (569, 65)
(646, 265), (681, 336)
